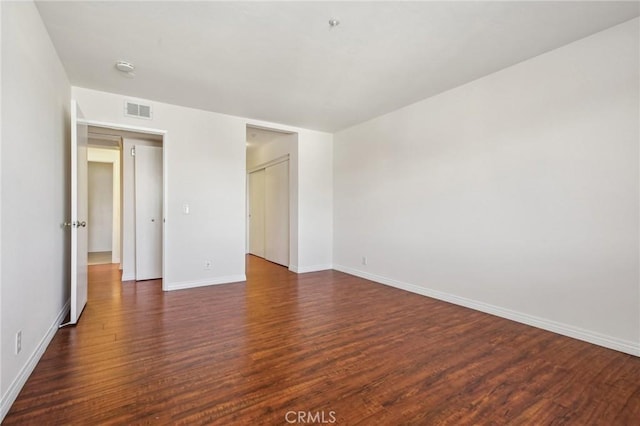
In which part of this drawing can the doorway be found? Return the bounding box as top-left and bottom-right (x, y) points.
(87, 161), (114, 265)
(87, 132), (121, 267)
(87, 125), (164, 282)
(246, 126), (296, 268)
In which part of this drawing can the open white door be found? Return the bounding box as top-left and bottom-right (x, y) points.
(69, 100), (89, 325)
(134, 145), (163, 280)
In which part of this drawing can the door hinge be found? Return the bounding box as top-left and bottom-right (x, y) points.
(131, 146), (136, 157)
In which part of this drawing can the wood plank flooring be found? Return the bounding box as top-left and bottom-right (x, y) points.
(4, 255), (640, 425)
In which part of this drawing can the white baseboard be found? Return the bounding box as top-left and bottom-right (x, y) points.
(121, 272), (135, 281)
(164, 274), (246, 291)
(333, 264), (640, 357)
(0, 300), (70, 422)
(289, 264), (333, 274)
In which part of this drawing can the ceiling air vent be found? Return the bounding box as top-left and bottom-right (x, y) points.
(124, 100), (152, 120)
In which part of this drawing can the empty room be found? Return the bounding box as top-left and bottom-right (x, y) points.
(1, 1), (639, 424)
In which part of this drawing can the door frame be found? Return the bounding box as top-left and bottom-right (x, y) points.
(245, 122), (299, 271)
(79, 119), (169, 290)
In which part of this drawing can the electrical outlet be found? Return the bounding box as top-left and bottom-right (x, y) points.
(362, 256), (368, 266)
(204, 260), (212, 270)
(16, 331), (22, 354)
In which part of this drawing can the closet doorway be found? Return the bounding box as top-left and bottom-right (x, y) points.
(246, 126), (296, 267)
(87, 125), (164, 281)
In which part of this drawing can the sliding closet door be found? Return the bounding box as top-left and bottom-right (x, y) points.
(265, 161), (289, 266)
(248, 169), (266, 257)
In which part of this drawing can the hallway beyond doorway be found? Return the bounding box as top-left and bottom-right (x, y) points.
(88, 251), (112, 265)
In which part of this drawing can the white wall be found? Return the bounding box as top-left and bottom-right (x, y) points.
(334, 18), (640, 355)
(88, 147), (121, 263)
(74, 88), (334, 286)
(297, 131), (333, 272)
(121, 138), (161, 280)
(74, 88), (248, 289)
(88, 162), (113, 252)
(1, 1), (71, 419)
(72, 89), (246, 289)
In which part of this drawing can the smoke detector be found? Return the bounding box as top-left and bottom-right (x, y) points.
(115, 61), (135, 76)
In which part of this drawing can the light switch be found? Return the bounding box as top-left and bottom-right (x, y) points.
(183, 204), (190, 215)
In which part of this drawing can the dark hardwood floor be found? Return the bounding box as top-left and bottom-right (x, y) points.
(4, 255), (640, 425)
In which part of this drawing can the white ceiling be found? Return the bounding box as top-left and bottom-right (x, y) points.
(36, 1), (639, 132)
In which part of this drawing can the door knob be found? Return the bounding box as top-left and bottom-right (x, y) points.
(80, 221), (87, 228)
